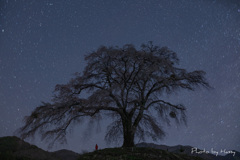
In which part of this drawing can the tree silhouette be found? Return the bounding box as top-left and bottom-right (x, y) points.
(18, 42), (210, 147)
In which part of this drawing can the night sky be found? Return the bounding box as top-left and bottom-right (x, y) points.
(0, 0), (240, 154)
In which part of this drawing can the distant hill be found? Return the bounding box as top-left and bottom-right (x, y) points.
(53, 149), (80, 160)
(0, 136), (80, 160)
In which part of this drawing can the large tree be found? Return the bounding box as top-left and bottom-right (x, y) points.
(18, 42), (210, 147)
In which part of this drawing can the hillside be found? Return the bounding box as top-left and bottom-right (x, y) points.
(78, 147), (204, 160)
(0, 136), (239, 160)
(136, 142), (240, 160)
(0, 136), (79, 160)
(78, 145), (240, 160)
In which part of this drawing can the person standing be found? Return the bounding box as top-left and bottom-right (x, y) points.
(95, 144), (98, 150)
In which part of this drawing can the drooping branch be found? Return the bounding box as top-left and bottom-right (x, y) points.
(135, 114), (166, 142)
(105, 118), (123, 144)
(146, 99), (186, 110)
(18, 84), (123, 145)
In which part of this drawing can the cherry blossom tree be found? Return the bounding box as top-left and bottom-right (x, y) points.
(18, 42), (210, 147)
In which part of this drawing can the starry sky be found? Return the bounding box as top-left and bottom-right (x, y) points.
(0, 0), (240, 154)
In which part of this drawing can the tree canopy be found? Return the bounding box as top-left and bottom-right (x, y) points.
(18, 42), (210, 147)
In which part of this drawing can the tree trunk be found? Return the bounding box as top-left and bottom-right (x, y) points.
(122, 129), (135, 147)
(122, 116), (135, 147)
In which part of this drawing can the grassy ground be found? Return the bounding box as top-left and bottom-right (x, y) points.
(78, 147), (203, 160)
